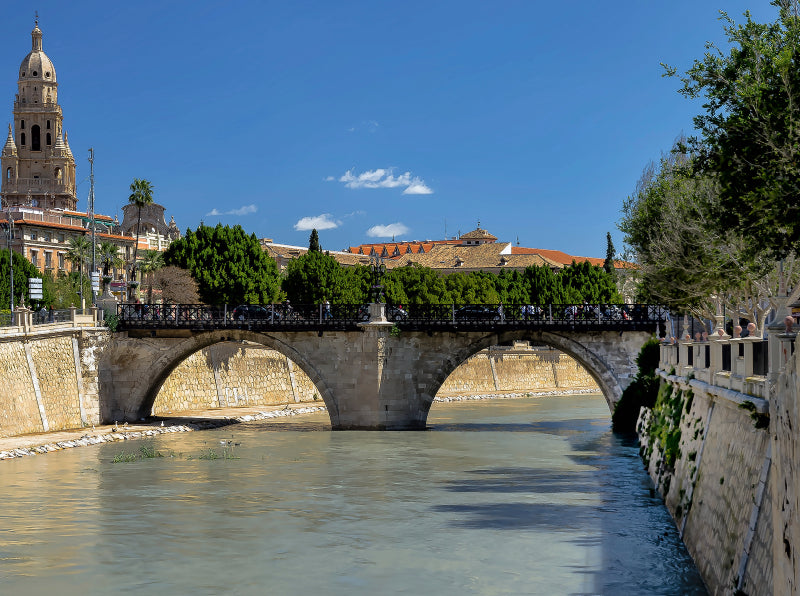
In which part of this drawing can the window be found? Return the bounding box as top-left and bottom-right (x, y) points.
(20, 120), (25, 129)
(30, 250), (38, 267)
(31, 125), (40, 151)
(30, 231), (37, 241)
(44, 232), (51, 242)
(46, 120), (50, 130)
(57, 233), (64, 242)
(44, 252), (52, 268)
(46, 133), (51, 145)
(20, 133), (25, 146)
(5, 167), (11, 180)
(58, 253), (65, 269)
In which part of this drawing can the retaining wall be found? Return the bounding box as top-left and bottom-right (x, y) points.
(0, 330), (95, 437)
(638, 375), (772, 595)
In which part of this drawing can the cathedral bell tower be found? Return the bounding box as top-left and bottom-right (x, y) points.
(1, 18), (77, 211)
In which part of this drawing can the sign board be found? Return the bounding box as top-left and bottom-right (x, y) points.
(28, 277), (43, 300)
(109, 281), (127, 292)
(90, 272), (100, 292)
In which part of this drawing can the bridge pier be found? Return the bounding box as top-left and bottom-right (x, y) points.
(325, 322), (428, 430)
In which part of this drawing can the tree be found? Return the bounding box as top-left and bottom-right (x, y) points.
(283, 250), (363, 304)
(139, 250), (164, 303)
(603, 232), (616, 276)
(619, 141), (793, 329)
(163, 223), (281, 305)
(308, 229), (321, 253)
(560, 261), (623, 304)
(154, 266), (200, 304)
(65, 235), (91, 306)
(97, 241), (123, 293)
(666, 2), (800, 260)
(0, 249), (45, 309)
(127, 178), (154, 271)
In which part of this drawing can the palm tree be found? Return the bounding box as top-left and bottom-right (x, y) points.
(127, 178), (154, 275)
(65, 235), (91, 305)
(139, 250), (164, 303)
(97, 241), (123, 293)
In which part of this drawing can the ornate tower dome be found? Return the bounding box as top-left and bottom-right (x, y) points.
(18, 24), (57, 84)
(1, 18), (76, 211)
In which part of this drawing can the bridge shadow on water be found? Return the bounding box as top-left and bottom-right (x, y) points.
(428, 417), (707, 595)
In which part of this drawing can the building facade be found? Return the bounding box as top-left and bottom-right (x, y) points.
(0, 21), (178, 293)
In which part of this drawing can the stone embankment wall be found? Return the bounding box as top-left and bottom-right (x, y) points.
(153, 342), (598, 414)
(436, 347), (597, 395)
(0, 331), (93, 438)
(153, 342), (320, 414)
(638, 375), (772, 595)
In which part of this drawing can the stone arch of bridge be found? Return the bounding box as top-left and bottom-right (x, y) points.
(137, 329), (339, 425)
(416, 330), (631, 423)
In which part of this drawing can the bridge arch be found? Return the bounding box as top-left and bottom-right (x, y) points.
(103, 329), (339, 425)
(416, 329), (642, 424)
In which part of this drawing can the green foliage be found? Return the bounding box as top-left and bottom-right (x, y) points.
(738, 400), (771, 430)
(283, 250), (365, 304)
(97, 241), (123, 277)
(612, 337), (662, 433)
(163, 224), (281, 305)
(636, 337), (661, 375)
(647, 383), (686, 468)
(308, 229), (321, 252)
(104, 312), (119, 332)
(0, 249), (48, 309)
(667, 4), (800, 261)
(43, 271), (90, 309)
(139, 250), (164, 303)
(603, 232), (616, 276)
(128, 178), (155, 267)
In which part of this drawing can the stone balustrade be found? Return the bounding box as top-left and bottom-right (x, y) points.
(0, 305), (103, 337)
(657, 329), (786, 401)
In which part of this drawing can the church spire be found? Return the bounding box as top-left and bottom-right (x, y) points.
(32, 14), (43, 52)
(3, 124), (17, 156)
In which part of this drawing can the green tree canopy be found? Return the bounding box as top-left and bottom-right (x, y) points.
(603, 232), (616, 276)
(283, 250), (363, 304)
(0, 249), (48, 309)
(127, 178), (154, 268)
(163, 223), (281, 305)
(667, 2), (800, 260)
(308, 229), (321, 253)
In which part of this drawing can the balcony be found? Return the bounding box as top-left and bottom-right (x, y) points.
(1, 178), (74, 195)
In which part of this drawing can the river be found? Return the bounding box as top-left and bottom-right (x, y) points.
(0, 394), (706, 595)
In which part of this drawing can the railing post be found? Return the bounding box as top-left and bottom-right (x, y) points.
(548, 304), (552, 324)
(69, 305), (77, 326)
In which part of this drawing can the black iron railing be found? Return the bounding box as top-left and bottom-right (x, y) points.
(116, 303), (669, 333)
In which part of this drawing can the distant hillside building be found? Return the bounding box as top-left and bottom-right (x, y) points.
(346, 225), (628, 274)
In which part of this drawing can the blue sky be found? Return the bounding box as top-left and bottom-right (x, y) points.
(0, 1), (780, 258)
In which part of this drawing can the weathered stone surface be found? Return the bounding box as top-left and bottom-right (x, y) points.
(639, 375), (772, 595)
(100, 327), (648, 429)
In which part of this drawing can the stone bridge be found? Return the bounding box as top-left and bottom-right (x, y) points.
(98, 319), (652, 429)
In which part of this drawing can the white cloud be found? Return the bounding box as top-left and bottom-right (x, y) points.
(294, 214), (341, 231)
(403, 177), (434, 195)
(206, 204), (258, 217)
(333, 168), (433, 195)
(366, 223), (410, 238)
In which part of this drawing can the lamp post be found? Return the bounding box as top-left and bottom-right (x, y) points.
(369, 255), (386, 304)
(88, 148), (96, 305)
(0, 210), (14, 312)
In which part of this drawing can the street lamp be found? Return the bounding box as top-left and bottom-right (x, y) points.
(0, 211), (14, 312)
(369, 255), (386, 304)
